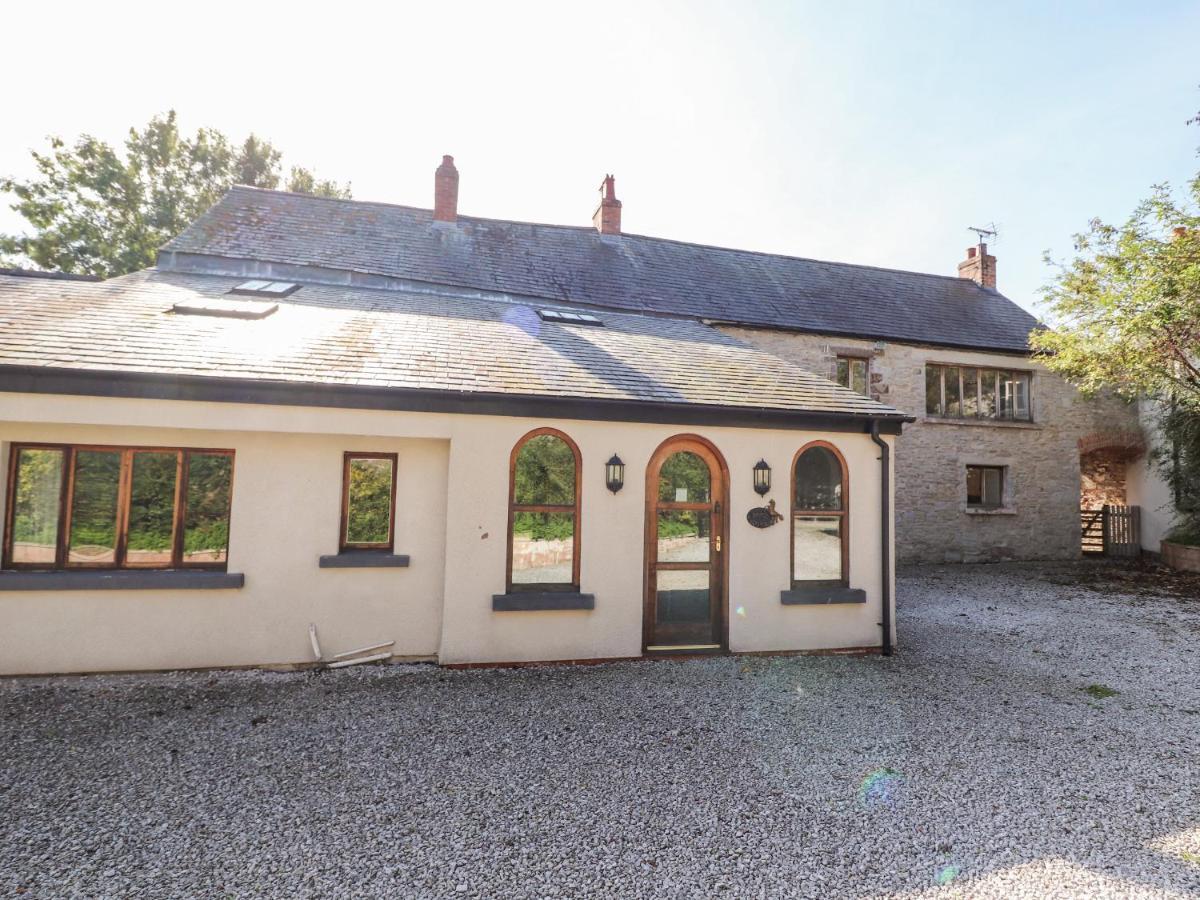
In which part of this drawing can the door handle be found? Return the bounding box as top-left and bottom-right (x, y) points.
(715, 536), (722, 553)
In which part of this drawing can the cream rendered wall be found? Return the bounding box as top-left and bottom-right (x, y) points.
(1126, 399), (1176, 551)
(0, 392), (894, 674)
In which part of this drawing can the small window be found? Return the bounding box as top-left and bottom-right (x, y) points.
(537, 309), (603, 326)
(791, 443), (848, 586)
(508, 429), (581, 591)
(835, 356), (869, 396)
(340, 453), (397, 551)
(3, 444), (233, 570)
(230, 280), (299, 297)
(966, 465), (1004, 509)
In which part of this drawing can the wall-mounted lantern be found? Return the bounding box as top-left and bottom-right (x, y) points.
(606, 454), (625, 493)
(753, 459), (772, 496)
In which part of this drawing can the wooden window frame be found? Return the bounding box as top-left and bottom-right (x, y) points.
(506, 427), (582, 593)
(925, 364), (1033, 422)
(339, 452), (399, 553)
(835, 354), (870, 397)
(2, 443), (234, 572)
(966, 464), (1005, 510)
(790, 440), (850, 589)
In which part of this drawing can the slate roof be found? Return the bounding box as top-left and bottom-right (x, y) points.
(164, 186), (1040, 353)
(0, 270), (907, 421)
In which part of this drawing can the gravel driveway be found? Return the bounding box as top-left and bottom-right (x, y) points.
(2, 563), (1199, 899)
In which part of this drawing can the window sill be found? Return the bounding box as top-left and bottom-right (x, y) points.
(921, 416), (1039, 430)
(0, 569), (244, 591)
(781, 585), (866, 605)
(963, 507), (1018, 516)
(492, 591), (595, 611)
(319, 552), (410, 568)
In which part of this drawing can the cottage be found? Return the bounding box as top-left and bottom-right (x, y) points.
(0, 156), (1146, 675)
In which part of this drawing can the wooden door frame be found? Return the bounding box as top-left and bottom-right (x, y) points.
(642, 434), (730, 653)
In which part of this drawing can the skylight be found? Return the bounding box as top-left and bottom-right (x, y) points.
(538, 309), (603, 326)
(229, 280), (299, 297)
(172, 298), (279, 319)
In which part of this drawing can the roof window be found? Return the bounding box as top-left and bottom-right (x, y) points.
(172, 298), (278, 319)
(229, 280), (299, 297)
(538, 308), (603, 326)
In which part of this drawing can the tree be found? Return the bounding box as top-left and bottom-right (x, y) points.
(1031, 134), (1200, 540)
(1029, 175), (1200, 406)
(0, 110), (351, 278)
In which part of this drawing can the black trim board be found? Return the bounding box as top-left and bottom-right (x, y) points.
(781, 586), (867, 605)
(319, 552), (410, 568)
(0, 366), (910, 434)
(0, 570), (245, 591)
(493, 592), (595, 611)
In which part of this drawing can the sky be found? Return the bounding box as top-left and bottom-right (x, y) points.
(2, 0), (1198, 315)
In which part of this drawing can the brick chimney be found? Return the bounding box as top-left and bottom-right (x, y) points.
(593, 174), (622, 235)
(958, 243), (996, 289)
(433, 155), (459, 223)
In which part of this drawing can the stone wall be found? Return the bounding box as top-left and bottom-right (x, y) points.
(718, 326), (1142, 563)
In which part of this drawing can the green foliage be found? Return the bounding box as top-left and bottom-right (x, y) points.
(658, 451), (710, 502)
(514, 435), (575, 505)
(1030, 174), (1200, 406)
(1083, 683), (1120, 699)
(512, 512), (574, 542)
(346, 459), (393, 544)
(0, 110), (351, 278)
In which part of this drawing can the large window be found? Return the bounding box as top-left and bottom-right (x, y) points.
(3, 444), (234, 570)
(339, 453), (397, 552)
(507, 429), (581, 592)
(791, 442), (848, 586)
(835, 355), (870, 396)
(926, 365), (1030, 421)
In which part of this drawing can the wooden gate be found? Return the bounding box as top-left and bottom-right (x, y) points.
(1081, 505), (1140, 558)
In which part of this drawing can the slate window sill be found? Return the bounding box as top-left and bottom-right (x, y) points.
(319, 552), (411, 568)
(781, 585), (867, 605)
(0, 570), (245, 591)
(492, 592), (595, 612)
(963, 507), (1018, 516)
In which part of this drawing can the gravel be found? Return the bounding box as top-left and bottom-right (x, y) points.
(2, 562), (1199, 899)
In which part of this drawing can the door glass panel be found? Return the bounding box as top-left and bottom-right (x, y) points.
(655, 568), (712, 643)
(68, 450), (121, 565)
(127, 452), (179, 565)
(792, 516), (843, 582)
(658, 451), (710, 503)
(656, 510), (710, 562)
(10, 448), (64, 565)
(511, 512), (574, 585)
(183, 453), (233, 564)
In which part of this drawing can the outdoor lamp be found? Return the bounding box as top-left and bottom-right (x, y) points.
(606, 454), (625, 493)
(753, 459), (772, 496)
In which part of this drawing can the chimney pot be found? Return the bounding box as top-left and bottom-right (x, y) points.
(593, 174), (622, 235)
(958, 242), (996, 289)
(434, 155), (459, 223)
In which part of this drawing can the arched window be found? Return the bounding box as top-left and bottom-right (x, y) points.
(791, 442), (848, 586)
(507, 428), (581, 592)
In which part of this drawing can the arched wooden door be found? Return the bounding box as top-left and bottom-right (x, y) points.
(644, 437), (728, 652)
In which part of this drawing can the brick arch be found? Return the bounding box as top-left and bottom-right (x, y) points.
(1077, 429), (1145, 459)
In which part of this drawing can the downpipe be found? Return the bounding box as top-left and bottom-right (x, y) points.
(870, 421), (893, 657)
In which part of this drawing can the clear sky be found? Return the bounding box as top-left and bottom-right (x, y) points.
(2, 0), (1197, 315)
